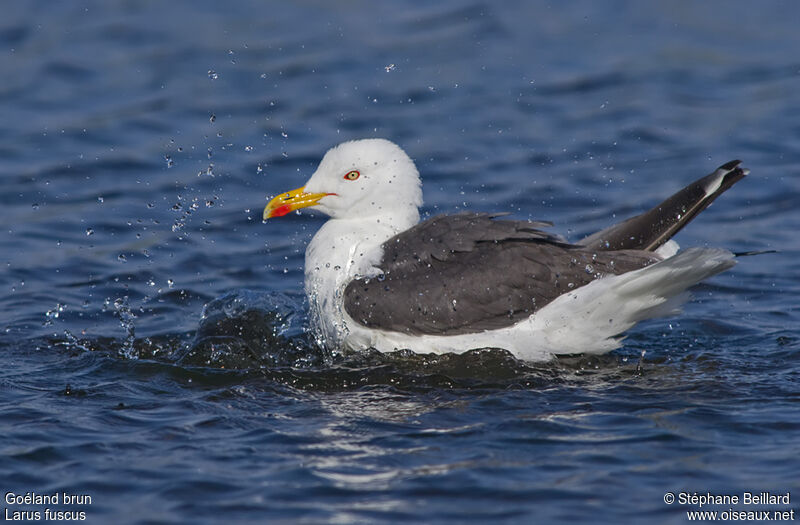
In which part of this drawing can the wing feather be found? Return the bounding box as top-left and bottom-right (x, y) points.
(344, 213), (657, 335)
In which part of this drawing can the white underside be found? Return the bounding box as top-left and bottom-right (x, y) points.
(336, 246), (735, 362)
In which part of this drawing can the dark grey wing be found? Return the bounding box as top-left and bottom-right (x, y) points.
(379, 212), (568, 273)
(581, 160), (748, 252)
(343, 213), (657, 336)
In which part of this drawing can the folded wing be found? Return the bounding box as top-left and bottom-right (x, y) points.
(343, 213), (656, 336)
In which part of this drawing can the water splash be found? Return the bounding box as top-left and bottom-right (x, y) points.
(179, 290), (318, 368)
(112, 296), (138, 359)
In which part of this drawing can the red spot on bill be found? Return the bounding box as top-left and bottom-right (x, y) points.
(270, 204), (293, 218)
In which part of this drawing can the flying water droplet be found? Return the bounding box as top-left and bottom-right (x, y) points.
(208, 70), (218, 80)
(44, 303), (66, 326)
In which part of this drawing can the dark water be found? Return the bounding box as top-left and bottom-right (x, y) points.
(2, 1), (799, 523)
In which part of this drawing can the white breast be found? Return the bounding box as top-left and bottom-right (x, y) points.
(304, 219), (395, 349)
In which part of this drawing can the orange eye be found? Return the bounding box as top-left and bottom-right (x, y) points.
(343, 170), (360, 181)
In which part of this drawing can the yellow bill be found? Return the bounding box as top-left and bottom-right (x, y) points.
(263, 186), (332, 220)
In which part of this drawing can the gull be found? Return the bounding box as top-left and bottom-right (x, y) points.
(263, 139), (746, 362)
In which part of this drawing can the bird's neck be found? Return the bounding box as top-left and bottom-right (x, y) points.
(304, 209), (419, 349)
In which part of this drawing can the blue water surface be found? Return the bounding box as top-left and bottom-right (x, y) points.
(1, 1), (799, 523)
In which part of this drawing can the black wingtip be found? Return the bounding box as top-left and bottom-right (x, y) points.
(733, 250), (777, 257)
(719, 159), (742, 171)
(714, 160), (748, 196)
(580, 159), (749, 252)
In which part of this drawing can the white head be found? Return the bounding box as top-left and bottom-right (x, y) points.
(264, 139), (423, 226)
